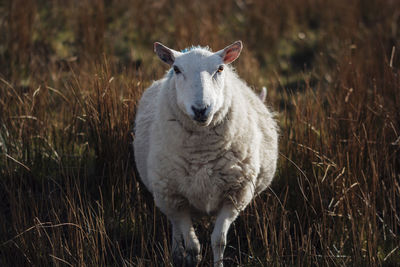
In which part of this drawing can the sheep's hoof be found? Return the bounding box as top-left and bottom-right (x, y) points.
(172, 249), (201, 267)
(184, 249), (201, 267)
(172, 249), (184, 267)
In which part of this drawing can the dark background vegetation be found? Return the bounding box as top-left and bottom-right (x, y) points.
(0, 0), (399, 266)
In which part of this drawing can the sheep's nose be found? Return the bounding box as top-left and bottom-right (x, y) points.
(191, 105), (209, 122)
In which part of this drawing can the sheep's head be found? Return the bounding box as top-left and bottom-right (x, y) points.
(154, 41), (242, 126)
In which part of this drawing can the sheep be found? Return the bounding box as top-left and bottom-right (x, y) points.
(133, 41), (278, 267)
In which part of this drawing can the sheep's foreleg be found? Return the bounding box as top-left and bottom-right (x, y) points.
(212, 185), (254, 267)
(211, 205), (239, 267)
(171, 222), (184, 264)
(169, 211), (201, 267)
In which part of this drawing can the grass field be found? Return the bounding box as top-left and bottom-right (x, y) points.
(0, 0), (399, 266)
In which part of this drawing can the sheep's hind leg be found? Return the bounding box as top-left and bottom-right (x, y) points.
(169, 210), (201, 267)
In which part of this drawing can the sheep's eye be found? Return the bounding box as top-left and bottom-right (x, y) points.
(217, 65), (224, 73)
(173, 66), (181, 74)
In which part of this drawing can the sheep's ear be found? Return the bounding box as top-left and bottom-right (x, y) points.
(154, 42), (176, 65)
(217, 40), (243, 64)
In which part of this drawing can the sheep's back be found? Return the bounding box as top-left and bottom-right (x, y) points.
(230, 79), (279, 195)
(133, 80), (163, 193)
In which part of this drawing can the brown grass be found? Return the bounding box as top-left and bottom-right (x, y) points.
(0, 0), (399, 266)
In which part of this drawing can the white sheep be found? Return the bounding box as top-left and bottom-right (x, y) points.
(134, 41), (278, 267)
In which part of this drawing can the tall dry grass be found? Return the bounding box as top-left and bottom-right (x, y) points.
(0, 0), (399, 266)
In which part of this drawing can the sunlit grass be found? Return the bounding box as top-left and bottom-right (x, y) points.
(0, 0), (399, 266)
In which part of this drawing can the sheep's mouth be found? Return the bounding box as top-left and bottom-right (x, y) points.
(194, 117), (207, 123)
(193, 116), (212, 127)
(193, 113), (209, 123)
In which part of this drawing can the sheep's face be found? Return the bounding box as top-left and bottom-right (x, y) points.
(154, 41), (242, 126)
